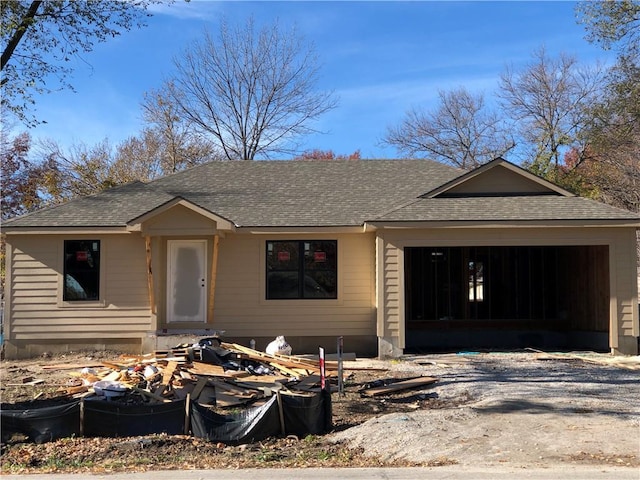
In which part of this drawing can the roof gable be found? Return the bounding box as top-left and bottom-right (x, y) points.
(127, 197), (236, 234)
(423, 158), (574, 198)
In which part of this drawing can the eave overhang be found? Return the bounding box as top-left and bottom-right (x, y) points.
(366, 219), (640, 230)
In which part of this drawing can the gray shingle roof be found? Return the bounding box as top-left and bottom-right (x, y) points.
(4, 159), (639, 229)
(374, 196), (640, 222)
(3, 181), (176, 228)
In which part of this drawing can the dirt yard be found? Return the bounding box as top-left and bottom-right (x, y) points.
(1, 349), (639, 474)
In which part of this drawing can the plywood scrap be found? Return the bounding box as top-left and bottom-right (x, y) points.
(186, 361), (229, 377)
(211, 379), (262, 407)
(211, 379), (260, 397)
(214, 390), (249, 407)
(362, 376), (438, 396)
(234, 375), (289, 389)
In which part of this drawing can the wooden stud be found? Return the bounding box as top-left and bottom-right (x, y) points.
(145, 236), (156, 314)
(276, 391), (286, 435)
(208, 234), (220, 322)
(184, 393), (191, 435)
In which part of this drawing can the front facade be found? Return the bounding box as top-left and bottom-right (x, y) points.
(3, 159), (639, 358)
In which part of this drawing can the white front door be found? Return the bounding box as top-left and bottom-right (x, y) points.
(167, 239), (207, 323)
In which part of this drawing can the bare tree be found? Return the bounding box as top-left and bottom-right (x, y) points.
(156, 17), (337, 160)
(141, 89), (221, 172)
(498, 48), (605, 173)
(383, 88), (514, 169)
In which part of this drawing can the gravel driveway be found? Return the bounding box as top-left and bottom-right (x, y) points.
(331, 352), (640, 468)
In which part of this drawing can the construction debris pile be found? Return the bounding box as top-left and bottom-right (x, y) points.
(1, 340), (351, 444)
(50, 340), (338, 407)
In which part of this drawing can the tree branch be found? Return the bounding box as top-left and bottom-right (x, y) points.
(1, 0), (43, 71)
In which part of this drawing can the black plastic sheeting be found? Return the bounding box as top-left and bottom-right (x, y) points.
(83, 397), (187, 438)
(1, 400), (81, 444)
(1, 391), (332, 444)
(281, 390), (332, 437)
(191, 395), (281, 444)
(191, 391), (332, 444)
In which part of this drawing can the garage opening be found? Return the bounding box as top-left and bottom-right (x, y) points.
(404, 246), (610, 351)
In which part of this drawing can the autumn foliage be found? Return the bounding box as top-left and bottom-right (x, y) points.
(294, 149), (361, 161)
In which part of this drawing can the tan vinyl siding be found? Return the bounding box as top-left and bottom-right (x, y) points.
(7, 234), (152, 344)
(444, 165), (554, 195)
(142, 204), (217, 236)
(209, 232), (376, 338)
(378, 236), (402, 345)
(614, 229), (639, 337)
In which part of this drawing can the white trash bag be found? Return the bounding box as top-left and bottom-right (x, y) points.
(265, 335), (292, 356)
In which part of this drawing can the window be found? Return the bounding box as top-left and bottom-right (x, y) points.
(63, 240), (100, 301)
(266, 240), (337, 299)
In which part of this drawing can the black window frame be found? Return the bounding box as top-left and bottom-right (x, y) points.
(266, 240), (337, 300)
(63, 239), (101, 302)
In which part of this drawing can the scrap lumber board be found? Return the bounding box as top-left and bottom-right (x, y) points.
(102, 370), (122, 382)
(269, 362), (306, 377)
(102, 360), (136, 369)
(215, 390), (254, 407)
(362, 376), (438, 396)
(190, 377), (209, 401)
(234, 374), (289, 386)
(223, 343), (379, 373)
(161, 361), (178, 385)
(42, 363), (104, 370)
(7, 379), (45, 386)
(212, 380), (262, 407)
(57, 385), (89, 396)
(186, 361), (230, 377)
(224, 343), (321, 372)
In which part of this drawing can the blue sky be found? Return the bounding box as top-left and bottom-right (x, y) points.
(22, 0), (614, 160)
